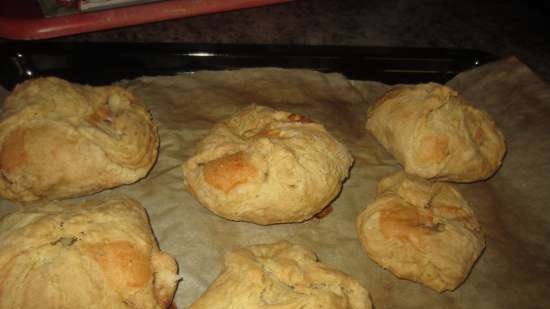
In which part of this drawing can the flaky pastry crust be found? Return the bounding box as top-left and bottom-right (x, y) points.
(356, 171), (485, 292)
(183, 105), (353, 225)
(0, 196), (179, 309)
(0, 77), (159, 202)
(188, 241), (372, 309)
(366, 83), (506, 182)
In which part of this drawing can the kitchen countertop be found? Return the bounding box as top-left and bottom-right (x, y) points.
(21, 0), (550, 83)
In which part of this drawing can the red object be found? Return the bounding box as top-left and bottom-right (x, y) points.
(0, 0), (293, 40)
(57, 0), (77, 8)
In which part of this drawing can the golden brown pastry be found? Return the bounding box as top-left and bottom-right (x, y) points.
(188, 241), (372, 309)
(366, 83), (506, 182)
(0, 196), (179, 309)
(182, 104), (353, 225)
(0, 77), (159, 202)
(356, 171), (485, 292)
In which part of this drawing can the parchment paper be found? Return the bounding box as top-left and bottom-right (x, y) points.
(1, 57), (549, 308)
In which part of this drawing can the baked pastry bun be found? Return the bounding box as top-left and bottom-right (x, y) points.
(366, 83), (506, 182)
(0, 196), (179, 309)
(183, 105), (353, 225)
(356, 171), (485, 292)
(0, 77), (159, 202)
(188, 241), (372, 309)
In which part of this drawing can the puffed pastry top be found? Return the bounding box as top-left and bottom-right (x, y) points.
(0, 196), (179, 309)
(0, 77), (159, 202)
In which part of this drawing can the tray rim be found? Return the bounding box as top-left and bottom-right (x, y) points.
(0, 42), (499, 90)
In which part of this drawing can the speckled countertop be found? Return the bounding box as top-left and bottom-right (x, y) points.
(42, 0), (550, 82)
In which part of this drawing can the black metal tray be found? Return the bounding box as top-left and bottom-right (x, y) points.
(0, 42), (497, 90)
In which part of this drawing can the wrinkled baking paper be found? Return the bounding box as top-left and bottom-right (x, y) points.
(1, 57), (549, 309)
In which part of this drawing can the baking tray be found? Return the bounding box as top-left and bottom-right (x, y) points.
(0, 42), (497, 90)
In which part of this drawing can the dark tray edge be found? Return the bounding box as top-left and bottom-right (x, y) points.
(0, 42), (498, 90)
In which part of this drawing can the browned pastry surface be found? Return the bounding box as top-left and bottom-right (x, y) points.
(0, 77), (159, 202)
(0, 196), (179, 309)
(182, 104), (353, 225)
(356, 171), (485, 292)
(188, 241), (373, 309)
(366, 83), (506, 182)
